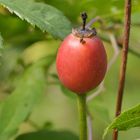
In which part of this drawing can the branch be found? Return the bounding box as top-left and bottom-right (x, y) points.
(113, 0), (132, 140)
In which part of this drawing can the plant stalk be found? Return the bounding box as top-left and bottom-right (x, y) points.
(77, 94), (87, 140)
(113, 0), (131, 140)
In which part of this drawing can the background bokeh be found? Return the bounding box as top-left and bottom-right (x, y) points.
(0, 0), (140, 140)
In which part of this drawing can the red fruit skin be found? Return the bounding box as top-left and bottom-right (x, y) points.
(56, 34), (107, 94)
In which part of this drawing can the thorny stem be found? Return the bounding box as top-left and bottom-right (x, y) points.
(77, 94), (87, 140)
(113, 0), (131, 140)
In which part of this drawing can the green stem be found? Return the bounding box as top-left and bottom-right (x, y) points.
(77, 94), (87, 140)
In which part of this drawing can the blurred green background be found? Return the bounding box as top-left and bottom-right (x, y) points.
(0, 0), (140, 140)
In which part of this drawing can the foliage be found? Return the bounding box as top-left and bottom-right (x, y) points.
(0, 0), (72, 39)
(0, 0), (140, 140)
(103, 104), (140, 139)
(15, 130), (78, 140)
(0, 56), (54, 139)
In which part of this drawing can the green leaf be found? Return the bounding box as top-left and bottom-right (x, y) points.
(0, 14), (46, 45)
(16, 130), (78, 140)
(0, 0), (72, 39)
(0, 56), (54, 139)
(103, 104), (140, 139)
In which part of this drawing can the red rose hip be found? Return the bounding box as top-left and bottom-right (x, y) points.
(56, 13), (107, 94)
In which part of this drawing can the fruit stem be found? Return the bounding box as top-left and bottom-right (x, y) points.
(81, 12), (88, 30)
(77, 94), (87, 140)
